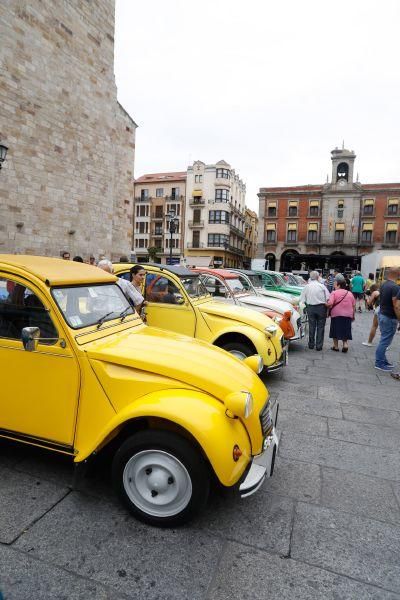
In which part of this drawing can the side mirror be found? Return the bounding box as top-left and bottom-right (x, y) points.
(21, 326), (40, 352)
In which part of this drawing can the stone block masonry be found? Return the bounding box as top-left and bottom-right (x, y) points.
(0, 0), (136, 260)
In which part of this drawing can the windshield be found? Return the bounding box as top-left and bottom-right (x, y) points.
(225, 278), (249, 295)
(267, 273), (286, 286)
(285, 274), (299, 286)
(179, 276), (210, 298)
(52, 283), (135, 329)
(247, 274), (263, 288)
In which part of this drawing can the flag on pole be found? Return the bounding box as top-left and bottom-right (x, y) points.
(329, 216), (333, 231)
(351, 215), (355, 233)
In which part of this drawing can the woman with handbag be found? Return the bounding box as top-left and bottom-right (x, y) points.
(326, 274), (356, 353)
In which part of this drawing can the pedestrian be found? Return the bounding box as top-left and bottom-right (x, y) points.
(362, 284), (380, 347)
(89, 255), (96, 266)
(300, 270), (330, 351)
(61, 251), (70, 260)
(327, 274), (356, 353)
(390, 285), (400, 381)
(325, 271), (335, 293)
(97, 259), (144, 315)
(73, 255), (84, 262)
(350, 271), (365, 312)
(375, 267), (400, 372)
(130, 265), (146, 295)
(364, 272), (375, 310)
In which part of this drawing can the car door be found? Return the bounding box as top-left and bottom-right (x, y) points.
(143, 273), (196, 336)
(0, 276), (80, 447)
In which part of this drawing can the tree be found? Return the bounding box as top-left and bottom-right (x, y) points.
(147, 246), (160, 262)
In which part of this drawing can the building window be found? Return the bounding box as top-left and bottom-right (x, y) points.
(167, 203), (180, 216)
(136, 222), (148, 234)
(154, 225), (163, 235)
(361, 223), (373, 243)
(194, 174), (203, 183)
(266, 224), (276, 242)
(140, 189), (149, 200)
(335, 224), (345, 242)
(215, 189), (229, 202)
(209, 210), (230, 224)
(267, 203), (277, 217)
(385, 224), (398, 243)
(166, 238), (179, 249)
(307, 223), (318, 242)
(216, 168), (231, 179)
(309, 201), (319, 216)
(208, 234), (229, 247)
(135, 238), (148, 249)
(363, 199), (374, 215)
(287, 223), (297, 242)
(156, 188), (164, 197)
(136, 205), (149, 217)
(288, 201), (298, 217)
(171, 187), (180, 199)
(388, 199), (399, 215)
(154, 206), (163, 218)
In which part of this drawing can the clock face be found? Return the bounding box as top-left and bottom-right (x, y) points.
(338, 179), (346, 187)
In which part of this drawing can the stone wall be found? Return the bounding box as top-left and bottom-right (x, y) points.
(0, 0), (136, 260)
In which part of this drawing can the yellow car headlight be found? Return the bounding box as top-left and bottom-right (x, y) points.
(265, 324), (278, 336)
(224, 391), (254, 419)
(244, 355), (264, 374)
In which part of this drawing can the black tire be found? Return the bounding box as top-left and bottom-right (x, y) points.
(221, 341), (254, 360)
(112, 429), (210, 527)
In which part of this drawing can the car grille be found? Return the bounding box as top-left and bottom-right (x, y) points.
(260, 400), (274, 436)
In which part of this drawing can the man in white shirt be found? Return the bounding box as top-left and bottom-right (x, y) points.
(300, 271), (330, 351)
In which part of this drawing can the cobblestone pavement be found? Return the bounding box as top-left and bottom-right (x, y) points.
(1, 312), (400, 599)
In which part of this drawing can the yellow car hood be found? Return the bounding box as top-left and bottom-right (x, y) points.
(198, 300), (274, 330)
(86, 325), (267, 404)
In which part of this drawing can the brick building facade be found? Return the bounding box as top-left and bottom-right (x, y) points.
(257, 147), (400, 272)
(0, 1), (136, 260)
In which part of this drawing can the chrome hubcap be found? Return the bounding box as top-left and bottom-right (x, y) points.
(123, 450), (192, 517)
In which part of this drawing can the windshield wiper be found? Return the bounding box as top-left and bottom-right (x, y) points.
(96, 311), (114, 329)
(119, 305), (133, 322)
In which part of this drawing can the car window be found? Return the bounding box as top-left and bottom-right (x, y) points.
(145, 275), (184, 304)
(202, 276), (227, 298)
(0, 277), (58, 344)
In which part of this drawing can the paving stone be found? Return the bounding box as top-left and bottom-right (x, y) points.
(209, 542), (400, 600)
(0, 545), (120, 600)
(195, 490), (294, 556)
(278, 408), (328, 436)
(0, 438), (31, 468)
(0, 465), (70, 544)
(321, 467), (400, 524)
(277, 394), (343, 419)
(265, 457), (321, 502)
(14, 492), (223, 600)
(279, 432), (400, 481)
(321, 386), (400, 411)
(342, 404), (400, 428)
(291, 502), (400, 593)
(328, 418), (400, 451)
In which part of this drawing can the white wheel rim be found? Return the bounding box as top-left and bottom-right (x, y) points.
(229, 349), (247, 360)
(123, 450), (192, 518)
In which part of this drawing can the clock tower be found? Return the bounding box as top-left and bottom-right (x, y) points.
(330, 145), (356, 187)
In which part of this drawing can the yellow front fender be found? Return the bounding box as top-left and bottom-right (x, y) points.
(75, 389), (252, 487)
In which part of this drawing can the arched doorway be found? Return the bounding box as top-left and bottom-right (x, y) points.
(264, 253), (276, 271)
(280, 249), (300, 272)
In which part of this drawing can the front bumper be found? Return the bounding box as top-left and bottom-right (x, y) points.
(266, 339), (289, 372)
(239, 400), (280, 498)
(239, 427), (280, 497)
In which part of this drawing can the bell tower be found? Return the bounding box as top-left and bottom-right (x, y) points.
(330, 146), (356, 187)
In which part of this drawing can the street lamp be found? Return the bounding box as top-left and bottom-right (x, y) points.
(0, 144), (8, 170)
(223, 239), (229, 267)
(166, 209), (179, 265)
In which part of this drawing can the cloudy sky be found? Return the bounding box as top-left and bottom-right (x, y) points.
(114, 0), (400, 211)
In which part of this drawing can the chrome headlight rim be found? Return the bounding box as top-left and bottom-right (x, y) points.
(243, 391), (254, 419)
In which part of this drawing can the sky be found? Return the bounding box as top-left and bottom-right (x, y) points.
(114, 0), (400, 211)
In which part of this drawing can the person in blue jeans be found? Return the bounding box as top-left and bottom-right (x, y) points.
(375, 268), (400, 371)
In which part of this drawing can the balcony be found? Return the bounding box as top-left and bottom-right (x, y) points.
(188, 220), (205, 228)
(187, 242), (205, 248)
(166, 195), (184, 201)
(229, 245), (245, 256)
(135, 196), (151, 202)
(189, 198), (205, 206)
(230, 224), (245, 238)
